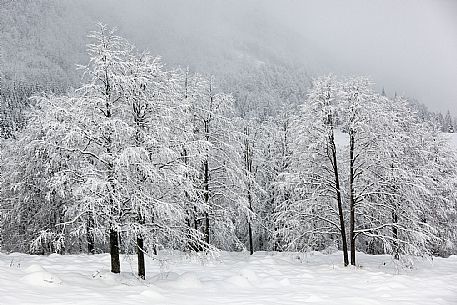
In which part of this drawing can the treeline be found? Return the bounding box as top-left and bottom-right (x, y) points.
(0, 26), (456, 279)
(437, 110), (457, 133)
(408, 100), (457, 134)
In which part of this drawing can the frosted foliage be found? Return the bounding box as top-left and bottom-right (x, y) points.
(275, 76), (457, 262)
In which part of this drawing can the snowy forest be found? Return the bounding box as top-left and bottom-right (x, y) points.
(0, 1), (456, 304)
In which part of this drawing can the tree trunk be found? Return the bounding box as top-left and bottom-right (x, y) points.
(247, 190), (254, 255)
(137, 211), (146, 279)
(203, 120), (210, 245)
(245, 126), (254, 255)
(330, 131), (349, 266)
(86, 212), (95, 255)
(137, 236), (145, 279)
(109, 229), (120, 273)
(248, 220), (254, 255)
(349, 130), (356, 266)
(247, 186), (254, 255)
(153, 244), (158, 256)
(204, 211), (210, 245)
(391, 162), (400, 260)
(108, 178), (120, 272)
(392, 211), (399, 260)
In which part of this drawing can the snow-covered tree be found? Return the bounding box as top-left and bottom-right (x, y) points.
(235, 117), (267, 254)
(350, 96), (457, 261)
(276, 75), (457, 265)
(118, 53), (216, 279)
(340, 77), (376, 265)
(264, 107), (296, 251)
(2, 25), (214, 275)
(67, 24), (135, 273)
(0, 94), (76, 253)
(444, 110), (454, 133)
(277, 75), (350, 265)
(185, 73), (248, 250)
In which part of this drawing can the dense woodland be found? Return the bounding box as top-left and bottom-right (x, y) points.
(1, 1), (457, 280)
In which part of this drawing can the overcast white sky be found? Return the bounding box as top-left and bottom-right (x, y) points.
(83, 0), (457, 113)
(266, 0), (457, 113)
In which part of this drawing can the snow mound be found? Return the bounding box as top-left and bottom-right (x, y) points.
(154, 272), (203, 289)
(21, 264), (63, 287)
(25, 264), (46, 273)
(225, 275), (253, 288)
(91, 270), (123, 286)
(150, 271), (180, 281)
(173, 272), (203, 289)
(225, 268), (260, 288)
(21, 271), (62, 287)
(240, 268), (258, 282)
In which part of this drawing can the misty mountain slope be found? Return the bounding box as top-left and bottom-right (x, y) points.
(0, 0), (89, 88)
(0, 0), (312, 93)
(2, 0), (456, 113)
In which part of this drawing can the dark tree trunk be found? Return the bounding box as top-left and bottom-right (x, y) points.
(153, 244), (158, 256)
(247, 187), (254, 255)
(247, 190), (254, 255)
(248, 221), (254, 255)
(203, 120), (210, 245)
(272, 193), (281, 252)
(137, 211), (146, 279)
(204, 211), (210, 245)
(391, 162), (400, 260)
(137, 236), (145, 279)
(392, 211), (399, 260)
(109, 229), (120, 273)
(107, 169), (120, 272)
(244, 126), (255, 255)
(349, 130), (356, 266)
(86, 212), (95, 255)
(330, 131), (349, 266)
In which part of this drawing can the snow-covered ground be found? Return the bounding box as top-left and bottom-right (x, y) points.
(1, 251), (456, 305)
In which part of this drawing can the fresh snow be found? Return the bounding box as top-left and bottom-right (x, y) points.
(1, 251), (456, 304)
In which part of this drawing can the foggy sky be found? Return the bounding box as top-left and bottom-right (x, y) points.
(75, 0), (457, 113)
(268, 0), (457, 113)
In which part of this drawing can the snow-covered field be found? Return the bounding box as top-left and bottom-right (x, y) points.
(1, 251), (456, 305)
